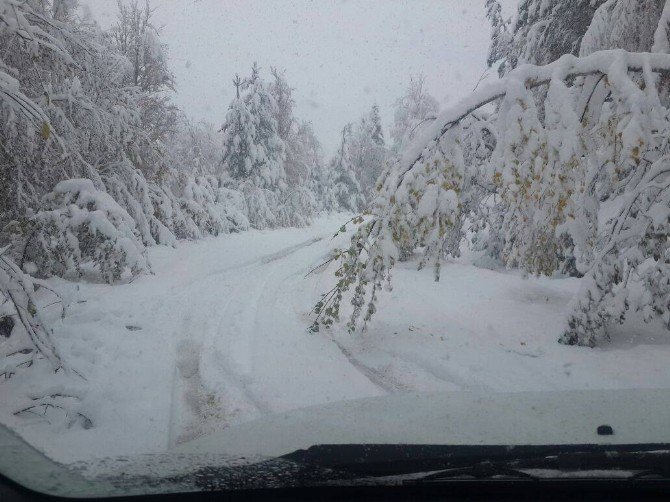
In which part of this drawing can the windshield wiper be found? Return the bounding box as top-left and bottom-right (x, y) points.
(404, 461), (539, 484)
(280, 443), (670, 480)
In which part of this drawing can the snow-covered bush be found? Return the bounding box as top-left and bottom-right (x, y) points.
(148, 181), (199, 241)
(312, 50), (670, 347)
(181, 176), (249, 236)
(217, 185), (251, 231)
(241, 182), (279, 230)
(26, 179), (149, 283)
(102, 159), (177, 246)
(277, 186), (318, 228)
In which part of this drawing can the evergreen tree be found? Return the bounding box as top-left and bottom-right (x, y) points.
(579, 0), (665, 56)
(221, 75), (255, 180)
(488, 0), (606, 75)
(488, 0), (668, 76)
(369, 103), (385, 146)
(350, 106), (388, 197)
(485, 0), (511, 69)
(242, 63), (286, 189)
(325, 124), (365, 213)
(269, 67), (295, 144)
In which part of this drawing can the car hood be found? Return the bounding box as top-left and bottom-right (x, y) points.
(177, 388), (670, 458)
(3, 388), (670, 497)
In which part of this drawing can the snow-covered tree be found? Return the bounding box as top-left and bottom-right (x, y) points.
(369, 103), (385, 147)
(221, 74), (256, 181)
(485, 0), (512, 69)
(390, 75), (440, 152)
(313, 50), (670, 347)
(349, 105), (388, 197)
(269, 68), (312, 188)
(222, 65), (286, 190)
(109, 0), (174, 94)
(488, 0), (606, 75)
(27, 179), (150, 283)
(277, 120), (321, 225)
(579, 0), (665, 56)
(242, 63), (286, 190)
(169, 119), (223, 176)
(221, 64), (325, 229)
(108, 0), (178, 179)
(323, 124), (365, 213)
(0, 0), (141, 229)
(269, 66), (295, 145)
(488, 0), (669, 76)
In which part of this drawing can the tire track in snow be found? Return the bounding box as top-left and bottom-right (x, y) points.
(166, 234), (330, 444)
(376, 346), (493, 392)
(168, 272), (265, 445)
(179, 236), (324, 288)
(329, 338), (414, 393)
(168, 224), (487, 444)
(178, 232), (383, 434)
(328, 335), (493, 393)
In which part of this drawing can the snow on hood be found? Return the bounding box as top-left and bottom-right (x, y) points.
(177, 388), (670, 458)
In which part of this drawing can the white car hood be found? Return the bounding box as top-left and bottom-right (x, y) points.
(177, 389), (670, 458)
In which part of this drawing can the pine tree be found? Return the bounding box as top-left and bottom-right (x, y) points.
(579, 0), (665, 56)
(489, 0), (606, 75)
(325, 125), (365, 213)
(221, 74), (255, 180)
(369, 103), (385, 146)
(242, 63), (286, 190)
(349, 106), (388, 197)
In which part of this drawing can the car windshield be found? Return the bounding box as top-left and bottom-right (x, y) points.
(1, 0), (669, 497)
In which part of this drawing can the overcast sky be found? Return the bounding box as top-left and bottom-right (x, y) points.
(84, 0), (517, 155)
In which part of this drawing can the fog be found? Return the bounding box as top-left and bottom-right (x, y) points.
(84, 0), (515, 154)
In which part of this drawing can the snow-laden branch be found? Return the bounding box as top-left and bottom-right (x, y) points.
(0, 247), (64, 371)
(313, 49), (670, 347)
(394, 50), (670, 190)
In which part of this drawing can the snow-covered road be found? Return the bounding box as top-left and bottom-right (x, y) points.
(10, 214), (670, 464)
(31, 215), (382, 461)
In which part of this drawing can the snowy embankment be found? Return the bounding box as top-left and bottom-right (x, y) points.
(2, 214), (669, 464)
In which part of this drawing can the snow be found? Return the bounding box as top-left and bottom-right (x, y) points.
(30, 179), (150, 282)
(2, 214), (669, 465)
(178, 388), (670, 459)
(653, 1), (670, 53)
(399, 49), (670, 180)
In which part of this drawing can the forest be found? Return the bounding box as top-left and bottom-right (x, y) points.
(0, 0), (669, 463)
